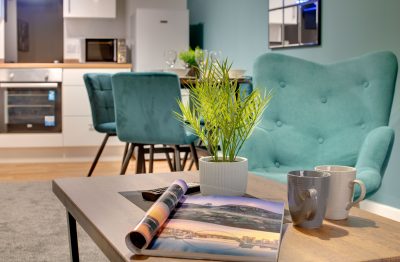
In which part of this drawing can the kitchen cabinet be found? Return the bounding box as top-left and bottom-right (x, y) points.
(63, 0), (116, 18)
(62, 68), (129, 146)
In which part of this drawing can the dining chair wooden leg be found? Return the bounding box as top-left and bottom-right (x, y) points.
(188, 159), (194, 170)
(149, 145), (154, 173)
(163, 145), (174, 171)
(121, 142), (130, 169)
(181, 151), (189, 170)
(174, 145), (182, 171)
(136, 144), (146, 174)
(120, 143), (135, 175)
(87, 133), (110, 177)
(189, 142), (199, 170)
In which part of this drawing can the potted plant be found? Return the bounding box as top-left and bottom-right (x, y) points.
(178, 47), (204, 77)
(175, 57), (272, 196)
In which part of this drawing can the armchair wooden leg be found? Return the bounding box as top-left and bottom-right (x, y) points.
(87, 133), (110, 177)
(149, 145), (154, 173)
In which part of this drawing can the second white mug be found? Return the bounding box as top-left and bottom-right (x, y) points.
(314, 165), (366, 220)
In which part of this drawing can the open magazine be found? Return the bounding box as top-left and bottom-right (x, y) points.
(126, 179), (285, 262)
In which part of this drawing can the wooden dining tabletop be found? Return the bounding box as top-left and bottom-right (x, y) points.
(53, 172), (400, 262)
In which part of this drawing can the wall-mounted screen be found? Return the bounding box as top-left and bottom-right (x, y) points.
(269, 0), (320, 49)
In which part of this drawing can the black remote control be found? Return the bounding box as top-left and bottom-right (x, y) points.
(141, 182), (201, 202)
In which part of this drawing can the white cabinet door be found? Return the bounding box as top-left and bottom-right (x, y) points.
(63, 68), (129, 86)
(62, 68), (129, 117)
(63, 116), (103, 146)
(62, 68), (129, 147)
(63, 116), (122, 146)
(63, 85), (92, 116)
(64, 0), (116, 18)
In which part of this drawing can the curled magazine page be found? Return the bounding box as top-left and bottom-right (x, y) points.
(126, 179), (188, 251)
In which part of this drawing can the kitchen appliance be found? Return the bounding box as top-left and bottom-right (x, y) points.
(0, 68), (62, 133)
(133, 9), (189, 71)
(85, 38), (127, 63)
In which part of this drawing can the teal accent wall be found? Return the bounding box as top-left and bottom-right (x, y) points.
(188, 0), (269, 72)
(188, 0), (400, 209)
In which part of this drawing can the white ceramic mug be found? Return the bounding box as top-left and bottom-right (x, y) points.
(314, 165), (366, 220)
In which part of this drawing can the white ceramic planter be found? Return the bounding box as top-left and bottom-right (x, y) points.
(199, 156), (248, 196)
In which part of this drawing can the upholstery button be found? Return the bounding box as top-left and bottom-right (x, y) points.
(321, 97), (327, 103)
(276, 120), (282, 127)
(275, 161), (280, 168)
(318, 137), (324, 144)
(279, 81), (286, 88)
(363, 81), (369, 88)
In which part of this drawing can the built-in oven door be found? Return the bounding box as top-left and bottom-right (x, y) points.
(0, 82), (62, 133)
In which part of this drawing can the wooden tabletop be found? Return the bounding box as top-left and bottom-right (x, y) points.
(52, 172), (400, 262)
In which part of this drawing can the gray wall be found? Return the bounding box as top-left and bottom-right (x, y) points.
(17, 0), (63, 62)
(188, 0), (400, 209)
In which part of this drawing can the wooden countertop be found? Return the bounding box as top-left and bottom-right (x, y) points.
(0, 63), (132, 69)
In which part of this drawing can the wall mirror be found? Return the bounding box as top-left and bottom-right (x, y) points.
(269, 0), (320, 49)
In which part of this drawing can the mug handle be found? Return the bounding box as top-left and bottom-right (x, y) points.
(304, 188), (318, 221)
(346, 179), (366, 210)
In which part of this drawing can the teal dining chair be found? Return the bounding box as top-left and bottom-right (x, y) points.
(240, 51), (398, 197)
(111, 72), (199, 174)
(83, 73), (129, 177)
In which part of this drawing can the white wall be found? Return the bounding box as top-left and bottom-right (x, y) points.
(4, 0), (17, 62)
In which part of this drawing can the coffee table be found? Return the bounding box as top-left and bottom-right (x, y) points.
(52, 172), (400, 262)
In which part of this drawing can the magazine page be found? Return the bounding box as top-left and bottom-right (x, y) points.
(126, 179), (188, 251)
(144, 195), (285, 262)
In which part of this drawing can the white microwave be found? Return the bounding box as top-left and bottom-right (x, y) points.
(85, 39), (126, 63)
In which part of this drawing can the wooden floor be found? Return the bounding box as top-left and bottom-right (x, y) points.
(0, 160), (172, 182)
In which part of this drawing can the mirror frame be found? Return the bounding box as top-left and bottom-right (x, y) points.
(268, 0), (321, 49)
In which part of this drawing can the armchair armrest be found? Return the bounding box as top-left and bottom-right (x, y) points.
(355, 126), (395, 197)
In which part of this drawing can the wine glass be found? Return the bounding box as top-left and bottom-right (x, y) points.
(209, 50), (222, 64)
(195, 49), (208, 67)
(164, 50), (177, 69)
(194, 49), (208, 78)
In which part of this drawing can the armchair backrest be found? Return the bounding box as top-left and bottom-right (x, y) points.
(111, 72), (189, 145)
(83, 73), (115, 132)
(241, 51), (398, 172)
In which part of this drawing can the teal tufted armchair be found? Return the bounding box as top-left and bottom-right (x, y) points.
(240, 51), (398, 197)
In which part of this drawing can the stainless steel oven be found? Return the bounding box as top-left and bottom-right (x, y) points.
(0, 68), (62, 133)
